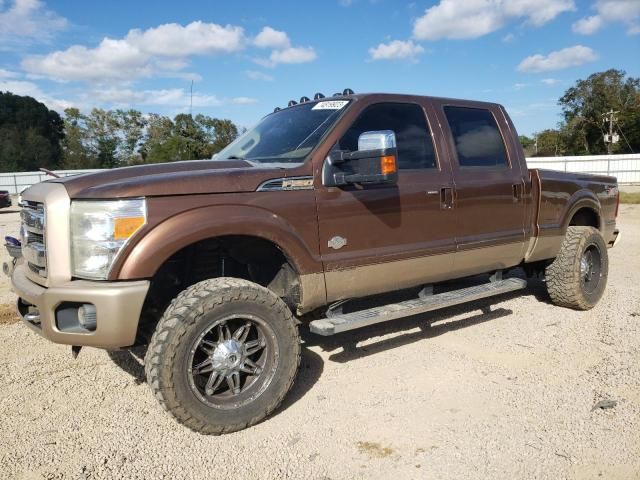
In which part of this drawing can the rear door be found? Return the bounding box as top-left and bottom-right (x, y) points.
(435, 102), (528, 276)
(314, 100), (457, 302)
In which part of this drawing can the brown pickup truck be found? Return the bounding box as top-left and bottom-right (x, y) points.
(10, 91), (620, 434)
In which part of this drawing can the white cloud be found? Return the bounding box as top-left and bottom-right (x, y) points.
(517, 45), (597, 73)
(23, 21), (247, 82)
(0, 79), (72, 112)
(253, 26), (290, 49)
(413, 0), (575, 40)
(572, 15), (603, 34)
(541, 78), (559, 85)
(269, 46), (317, 65)
(22, 38), (152, 82)
(246, 70), (274, 81)
(0, 0), (68, 43)
(91, 87), (222, 108)
(513, 82), (529, 90)
(572, 0), (640, 35)
(22, 20), (315, 82)
(0, 68), (20, 78)
(502, 33), (515, 43)
(89, 87), (258, 108)
(125, 21), (245, 57)
(230, 96), (258, 105)
(368, 40), (424, 61)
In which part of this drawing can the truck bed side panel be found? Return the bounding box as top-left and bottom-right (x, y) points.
(525, 168), (618, 262)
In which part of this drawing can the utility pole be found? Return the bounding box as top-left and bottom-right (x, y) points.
(602, 110), (619, 155)
(189, 80), (194, 117)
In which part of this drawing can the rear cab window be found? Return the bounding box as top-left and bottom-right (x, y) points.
(443, 106), (509, 168)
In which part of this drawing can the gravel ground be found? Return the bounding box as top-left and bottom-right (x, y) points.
(0, 206), (639, 480)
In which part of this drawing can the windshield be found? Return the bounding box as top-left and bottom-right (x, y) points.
(215, 100), (350, 165)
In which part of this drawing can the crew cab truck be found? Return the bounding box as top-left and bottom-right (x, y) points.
(10, 91), (620, 434)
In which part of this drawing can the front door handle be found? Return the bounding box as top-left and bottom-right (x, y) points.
(440, 187), (454, 209)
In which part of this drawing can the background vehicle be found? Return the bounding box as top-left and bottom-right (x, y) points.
(0, 190), (11, 208)
(10, 91), (620, 434)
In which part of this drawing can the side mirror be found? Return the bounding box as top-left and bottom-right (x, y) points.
(323, 130), (399, 187)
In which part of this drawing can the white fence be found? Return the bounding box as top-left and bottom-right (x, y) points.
(526, 153), (640, 184)
(0, 169), (103, 194)
(0, 154), (638, 194)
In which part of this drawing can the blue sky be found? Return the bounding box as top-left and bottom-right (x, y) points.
(0, 0), (639, 136)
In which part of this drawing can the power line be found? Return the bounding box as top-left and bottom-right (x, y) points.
(615, 120), (635, 153)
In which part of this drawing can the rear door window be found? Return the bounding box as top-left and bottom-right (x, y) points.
(444, 106), (508, 168)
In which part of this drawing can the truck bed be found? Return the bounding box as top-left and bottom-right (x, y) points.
(526, 168), (619, 262)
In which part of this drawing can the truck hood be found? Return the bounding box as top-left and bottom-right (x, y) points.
(51, 159), (293, 199)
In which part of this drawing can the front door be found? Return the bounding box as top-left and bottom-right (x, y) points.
(314, 101), (457, 302)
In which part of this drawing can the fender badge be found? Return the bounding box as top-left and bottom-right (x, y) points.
(328, 236), (347, 250)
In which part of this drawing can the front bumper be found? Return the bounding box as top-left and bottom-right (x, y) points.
(12, 263), (149, 348)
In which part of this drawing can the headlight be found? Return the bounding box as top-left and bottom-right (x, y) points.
(70, 199), (146, 280)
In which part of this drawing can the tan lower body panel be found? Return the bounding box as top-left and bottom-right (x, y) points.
(524, 234), (563, 263)
(298, 272), (327, 313)
(325, 252), (454, 303)
(452, 242), (525, 278)
(324, 242), (526, 304)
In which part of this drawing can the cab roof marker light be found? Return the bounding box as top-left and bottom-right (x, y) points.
(314, 92), (325, 100)
(273, 107), (281, 113)
(288, 100), (298, 107)
(343, 88), (354, 95)
(300, 96), (310, 103)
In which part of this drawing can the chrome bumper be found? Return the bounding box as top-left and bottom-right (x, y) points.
(12, 263), (149, 349)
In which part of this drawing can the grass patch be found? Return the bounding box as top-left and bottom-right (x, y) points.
(355, 441), (394, 459)
(620, 192), (640, 204)
(0, 303), (19, 325)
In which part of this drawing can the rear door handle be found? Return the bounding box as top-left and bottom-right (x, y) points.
(440, 187), (454, 209)
(512, 183), (522, 202)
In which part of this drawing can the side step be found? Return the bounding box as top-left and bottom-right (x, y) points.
(309, 277), (527, 336)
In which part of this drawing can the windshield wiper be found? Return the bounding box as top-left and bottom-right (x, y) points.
(225, 155), (245, 160)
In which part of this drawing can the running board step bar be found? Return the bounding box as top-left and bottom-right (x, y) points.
(309, 278), (527, 336)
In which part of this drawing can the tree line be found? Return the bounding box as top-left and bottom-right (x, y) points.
(520, 69), (639, 157)
(0, 92), (240, 172)
(1, 68), (639, 172)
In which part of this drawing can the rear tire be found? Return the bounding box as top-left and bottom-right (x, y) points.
(144, 277), (300, 434)
(545, 226), (608, 310)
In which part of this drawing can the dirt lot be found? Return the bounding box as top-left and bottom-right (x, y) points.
(1, 206), (639, 480)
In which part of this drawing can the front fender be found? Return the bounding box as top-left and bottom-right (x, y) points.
(112, 204), (322, 280)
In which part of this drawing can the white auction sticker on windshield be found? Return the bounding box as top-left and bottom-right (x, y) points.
(312, 100), (349, 110)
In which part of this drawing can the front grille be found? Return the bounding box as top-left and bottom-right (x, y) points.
(21, 201), (47, 278)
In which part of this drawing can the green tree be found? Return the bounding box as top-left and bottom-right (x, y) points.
(195, 115), (239, 157)
(62, 108), (94, 169)
(0, 91), (64, 172)
(116, 109), (146, 165)
(559, 69), (640, 154)
(139, 114), (175, 163)
(86, 108), (120, 168)
(533, 129), (565, 157)
(518, 135), (535, 156)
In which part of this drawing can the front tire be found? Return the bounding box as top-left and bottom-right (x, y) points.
(144, 278), (300, 434)
(545, 226), (608, 310)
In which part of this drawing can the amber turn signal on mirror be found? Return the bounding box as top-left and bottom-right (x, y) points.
(380, 155), (397, 175)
